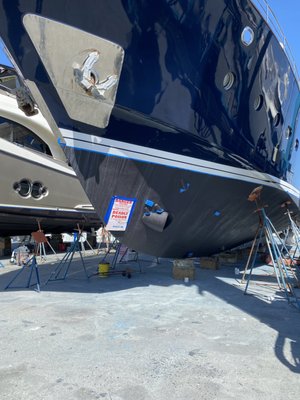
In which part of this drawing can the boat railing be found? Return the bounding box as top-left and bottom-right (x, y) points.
(252, 0), (300, 85)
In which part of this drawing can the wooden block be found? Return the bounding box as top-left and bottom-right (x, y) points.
(199, 256), (219, 270)
(0, 237), (10, 249)
(236, 249), (249, 261)
(218, 252), (238, 265)
(172, 259), (195, 280)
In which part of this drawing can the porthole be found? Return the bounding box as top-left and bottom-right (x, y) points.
(285, 125), (292, 139)
(274, 113), (281, 127)
(41, 186), (49, 196)
(31, 181), (44, 199)
(14, 179), (31, 197)
(295, 139), (299, 151)
(13, 179), (48, 199)
(254, 94), (263, 111)
(31, 181), (48, 199)
(223, 72), (235, 90)
(241, 26), (254, 46)
(13, 182), (20, 191)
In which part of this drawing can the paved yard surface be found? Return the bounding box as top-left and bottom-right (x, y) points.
(0, 252), (299, 400)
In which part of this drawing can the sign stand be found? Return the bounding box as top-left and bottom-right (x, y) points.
(32, 221), (58, 263)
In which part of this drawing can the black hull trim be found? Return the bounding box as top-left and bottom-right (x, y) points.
(0, 206), (100, 236)
(65, 146), (298, 258)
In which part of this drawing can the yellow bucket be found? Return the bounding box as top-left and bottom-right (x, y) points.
(98, 262), (110, 278)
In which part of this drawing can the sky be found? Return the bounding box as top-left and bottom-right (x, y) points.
(255, 0), (300, 76)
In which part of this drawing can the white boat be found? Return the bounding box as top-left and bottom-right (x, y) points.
(0, 66), (100, 235)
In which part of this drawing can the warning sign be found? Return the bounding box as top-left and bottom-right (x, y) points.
(105, 196), (136, 231)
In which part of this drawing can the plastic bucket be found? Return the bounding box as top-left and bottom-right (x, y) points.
(98, 262), (109, 278)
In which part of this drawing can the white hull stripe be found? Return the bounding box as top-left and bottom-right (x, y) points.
(0, 203), (95, 213)
(60, 128), (300, 200)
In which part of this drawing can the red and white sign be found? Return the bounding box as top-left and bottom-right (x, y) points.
(106, 197), (135, 231)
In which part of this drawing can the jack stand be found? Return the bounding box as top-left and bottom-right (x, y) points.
(110, 242), (142, 272)
(97, 240), (142, 274)
(243, 187), (300, 309)
(99, 238), (118, 264)
(79, 235), (96, 256)
(45, 230), (89, 285)
(283, 204), (300, 265)
(5, 255), (41, 292)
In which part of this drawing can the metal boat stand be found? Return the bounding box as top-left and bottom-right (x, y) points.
(242, 186), (300, 309)
(242, 207), (300, 309)
(92, 239), (143, 276)
(5, 255), (41, 292)
(44, 230), (89, 285)
(283, 203), (300, 265)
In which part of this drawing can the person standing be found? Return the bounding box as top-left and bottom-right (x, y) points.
(97, 224), (111, 252)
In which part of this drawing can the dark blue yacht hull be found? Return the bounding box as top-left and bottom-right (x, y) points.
(0, 0), (299, 257)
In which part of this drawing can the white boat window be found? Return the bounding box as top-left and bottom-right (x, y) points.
(0, 117), (52, 156)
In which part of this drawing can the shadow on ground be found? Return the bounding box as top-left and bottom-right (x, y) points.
(0, 251), (299, 373)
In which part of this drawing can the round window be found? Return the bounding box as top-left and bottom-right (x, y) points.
(285, 126), (292, 139)
(254, 94), (263, 111)
(41, 186), (49, 196)
(274, 113), (281, 127)
(241, 26), (254, 46)
(223, 72), (235, 90)
(16, 179), (31, 197)
(31, 181), (45, 199)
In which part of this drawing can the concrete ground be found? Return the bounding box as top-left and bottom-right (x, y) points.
(0, 250), (299, 400)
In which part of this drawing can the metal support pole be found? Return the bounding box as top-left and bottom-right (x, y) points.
(5, 256), (40, 292)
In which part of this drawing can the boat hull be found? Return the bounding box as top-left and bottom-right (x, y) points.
(64, 135), (299, 257)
